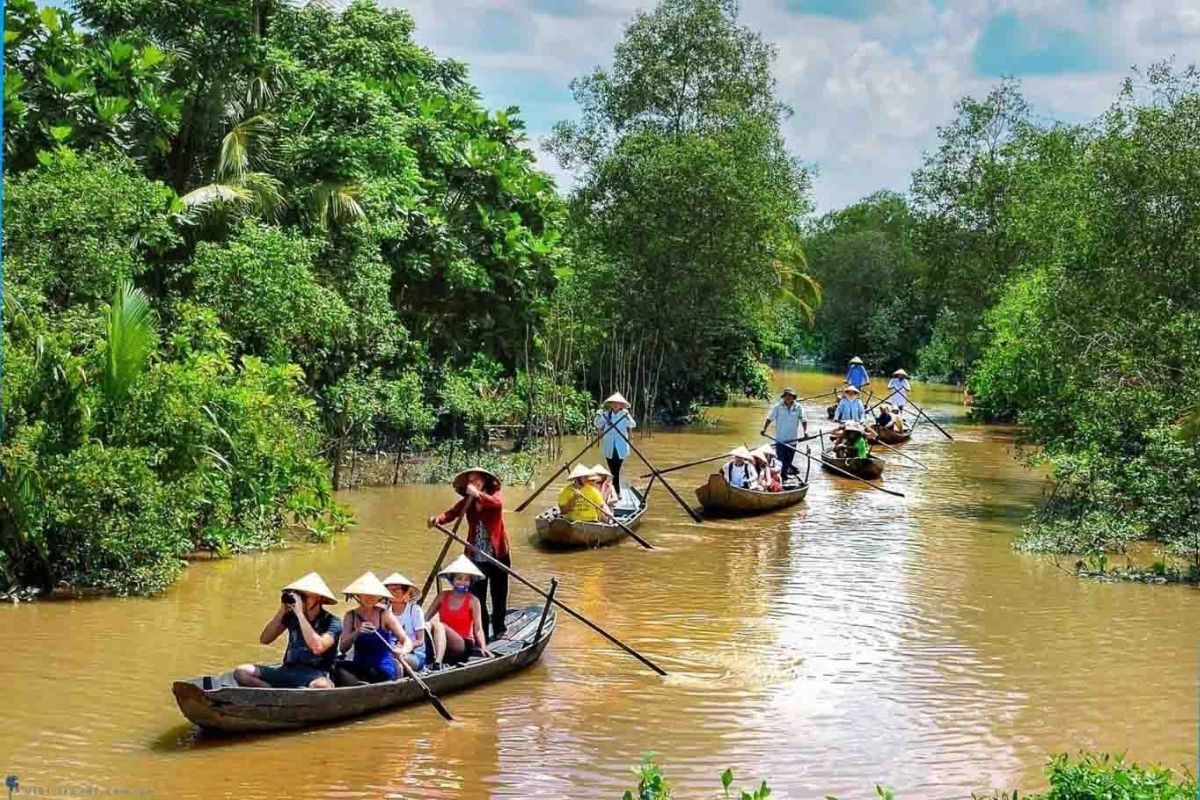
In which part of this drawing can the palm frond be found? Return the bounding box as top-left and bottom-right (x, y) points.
(102, 281), (156, 405)
(217, 113), (273, 182)
(308, 181), (365, 228)
(180, 182), (253, 211)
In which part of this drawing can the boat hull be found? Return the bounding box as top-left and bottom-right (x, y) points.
(535, 487), (646, 548)
(870, 426), (912, 445)
(820, 452), (886, 480)
(172, 606), (555, 733)
(694, 473), (808, 516)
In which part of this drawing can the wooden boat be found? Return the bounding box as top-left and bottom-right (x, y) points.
(172, 605), (555, 733)
(535, 486), (646, 548)
(870, 425), (912, 445)
(694, 472), (808, 517)
(820, 450), (886, 480)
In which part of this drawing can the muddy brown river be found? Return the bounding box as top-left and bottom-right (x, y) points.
(1, 370), (1196, 798)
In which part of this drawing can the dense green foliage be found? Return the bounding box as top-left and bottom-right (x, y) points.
(1, 0), (581, 594)
(549, 0), (816, 421)
(804, 67), (1200, 562)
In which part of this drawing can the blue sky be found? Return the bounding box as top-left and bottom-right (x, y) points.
(399, 1), (1198, 210)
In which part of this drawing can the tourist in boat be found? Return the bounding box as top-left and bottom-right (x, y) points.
(427, 555), (494, 667)
(591, 462), (619, 507)
(846, 357), (870, 389)
(833, 384), (866, 424)
(888, 368), (911, 412)
(752, 446), (783, 492)
(874, 403), (896, 431)
(233, 572), (343, 689)
(558, 464), (607, 522)
(427, 467), (510, 641)
(383, 572), (428, 672)
(760, 386), (807, 478)
(836, 422), (870, 460)
(595, 392), (636, 492)
(335, 572), (412, 685)
(721, 446), (759, 490)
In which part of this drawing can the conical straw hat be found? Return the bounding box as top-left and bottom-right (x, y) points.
(451, 467), (501, 496)
(727, 446), (754, 460)
(843, 384), (861, 395)
(603, 392), (630, 407)
(849, 356), (864, 365)
(438, 554), (484, 580)
(342, 571), (391, 599)
(283, 572), (337, 604)
(892, 368), (909, 377)
(568, 463), (595, 481)
(381, 572), (420, 601)
(590, 463), (612, 478)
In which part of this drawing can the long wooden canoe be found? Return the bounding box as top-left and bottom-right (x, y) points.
(172, 605), (555, 733)
(694, 472), (808, 517)
(870, 425), (912, 445)
(820, 450), (886, 480)
(535, 486), (646, 548)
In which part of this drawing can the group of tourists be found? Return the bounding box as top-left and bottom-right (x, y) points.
(557, 462), (620, 522)
(234, 464), (514, 690)
(721, 444), (789, 492)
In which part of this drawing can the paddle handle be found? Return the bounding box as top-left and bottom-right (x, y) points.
(420, 497), (473, 610)
(430, 522), (668, 676)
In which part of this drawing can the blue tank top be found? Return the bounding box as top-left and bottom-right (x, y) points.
(352, 609), (398, 680)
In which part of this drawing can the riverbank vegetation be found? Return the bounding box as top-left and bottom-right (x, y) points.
(623, 752), (1196, 799)
(1, 0), (814, 595)
(799, 68), (1200, 567)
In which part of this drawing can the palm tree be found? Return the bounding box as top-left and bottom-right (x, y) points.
(102, 281), (156, 406)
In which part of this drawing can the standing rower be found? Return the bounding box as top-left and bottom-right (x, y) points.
(760, 386), (807, 478)
(888, 368), (911, 412)
(846, 357), (870, 389)
(595, 392), (636, 493)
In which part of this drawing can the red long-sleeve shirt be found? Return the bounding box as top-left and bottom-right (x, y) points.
(436, 490), (509, 559)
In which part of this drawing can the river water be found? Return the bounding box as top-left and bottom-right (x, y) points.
(1, 370), (1196, 799)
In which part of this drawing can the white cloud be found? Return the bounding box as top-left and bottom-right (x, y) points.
(385, 0), (1200, 212)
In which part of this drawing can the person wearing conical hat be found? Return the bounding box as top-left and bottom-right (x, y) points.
(427, 555), (492, 668)
(383, 572), (429, 672)
(750, 445), (783, 492)
(721, 446), (759, 490)
(557, 464), (608, 523)
(591, 463), (618, 507)
(761, 386), (807, 479)
(833, 383), (866, 424)
(427, 467), (511, 642)
(234, 572), (343, 689)
(595, 392), (637, 494)
(845, 356), (870, 389)
(874, 402), (896, 432)
(887, 368), (911, 412)
(333, 572), (412, 685)
(838, 421), (870, 460)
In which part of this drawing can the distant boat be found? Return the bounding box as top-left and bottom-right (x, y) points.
(694, 472), (808, 517)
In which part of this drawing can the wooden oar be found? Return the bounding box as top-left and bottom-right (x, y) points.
(866, 389), (899, 414)
(429, 521), (668, 676)
(372, 630), (454, 722)
(612, 426), (702, 523)
(871, 437), (929, 470)
(799, 389), (840, 403)
(514, 417), (621, 512)
(420, 497), (473, 611)
(761, 432), (905, 498)
(570, 488), (654, 550)
(635, 432), (824, 479)
(907, 399), (954, 441)
(638, 453), (728, 479)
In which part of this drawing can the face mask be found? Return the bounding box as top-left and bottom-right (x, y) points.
(452, 582), (471, 593)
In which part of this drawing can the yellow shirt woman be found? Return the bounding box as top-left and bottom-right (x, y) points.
(558, 482), (606, 522)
